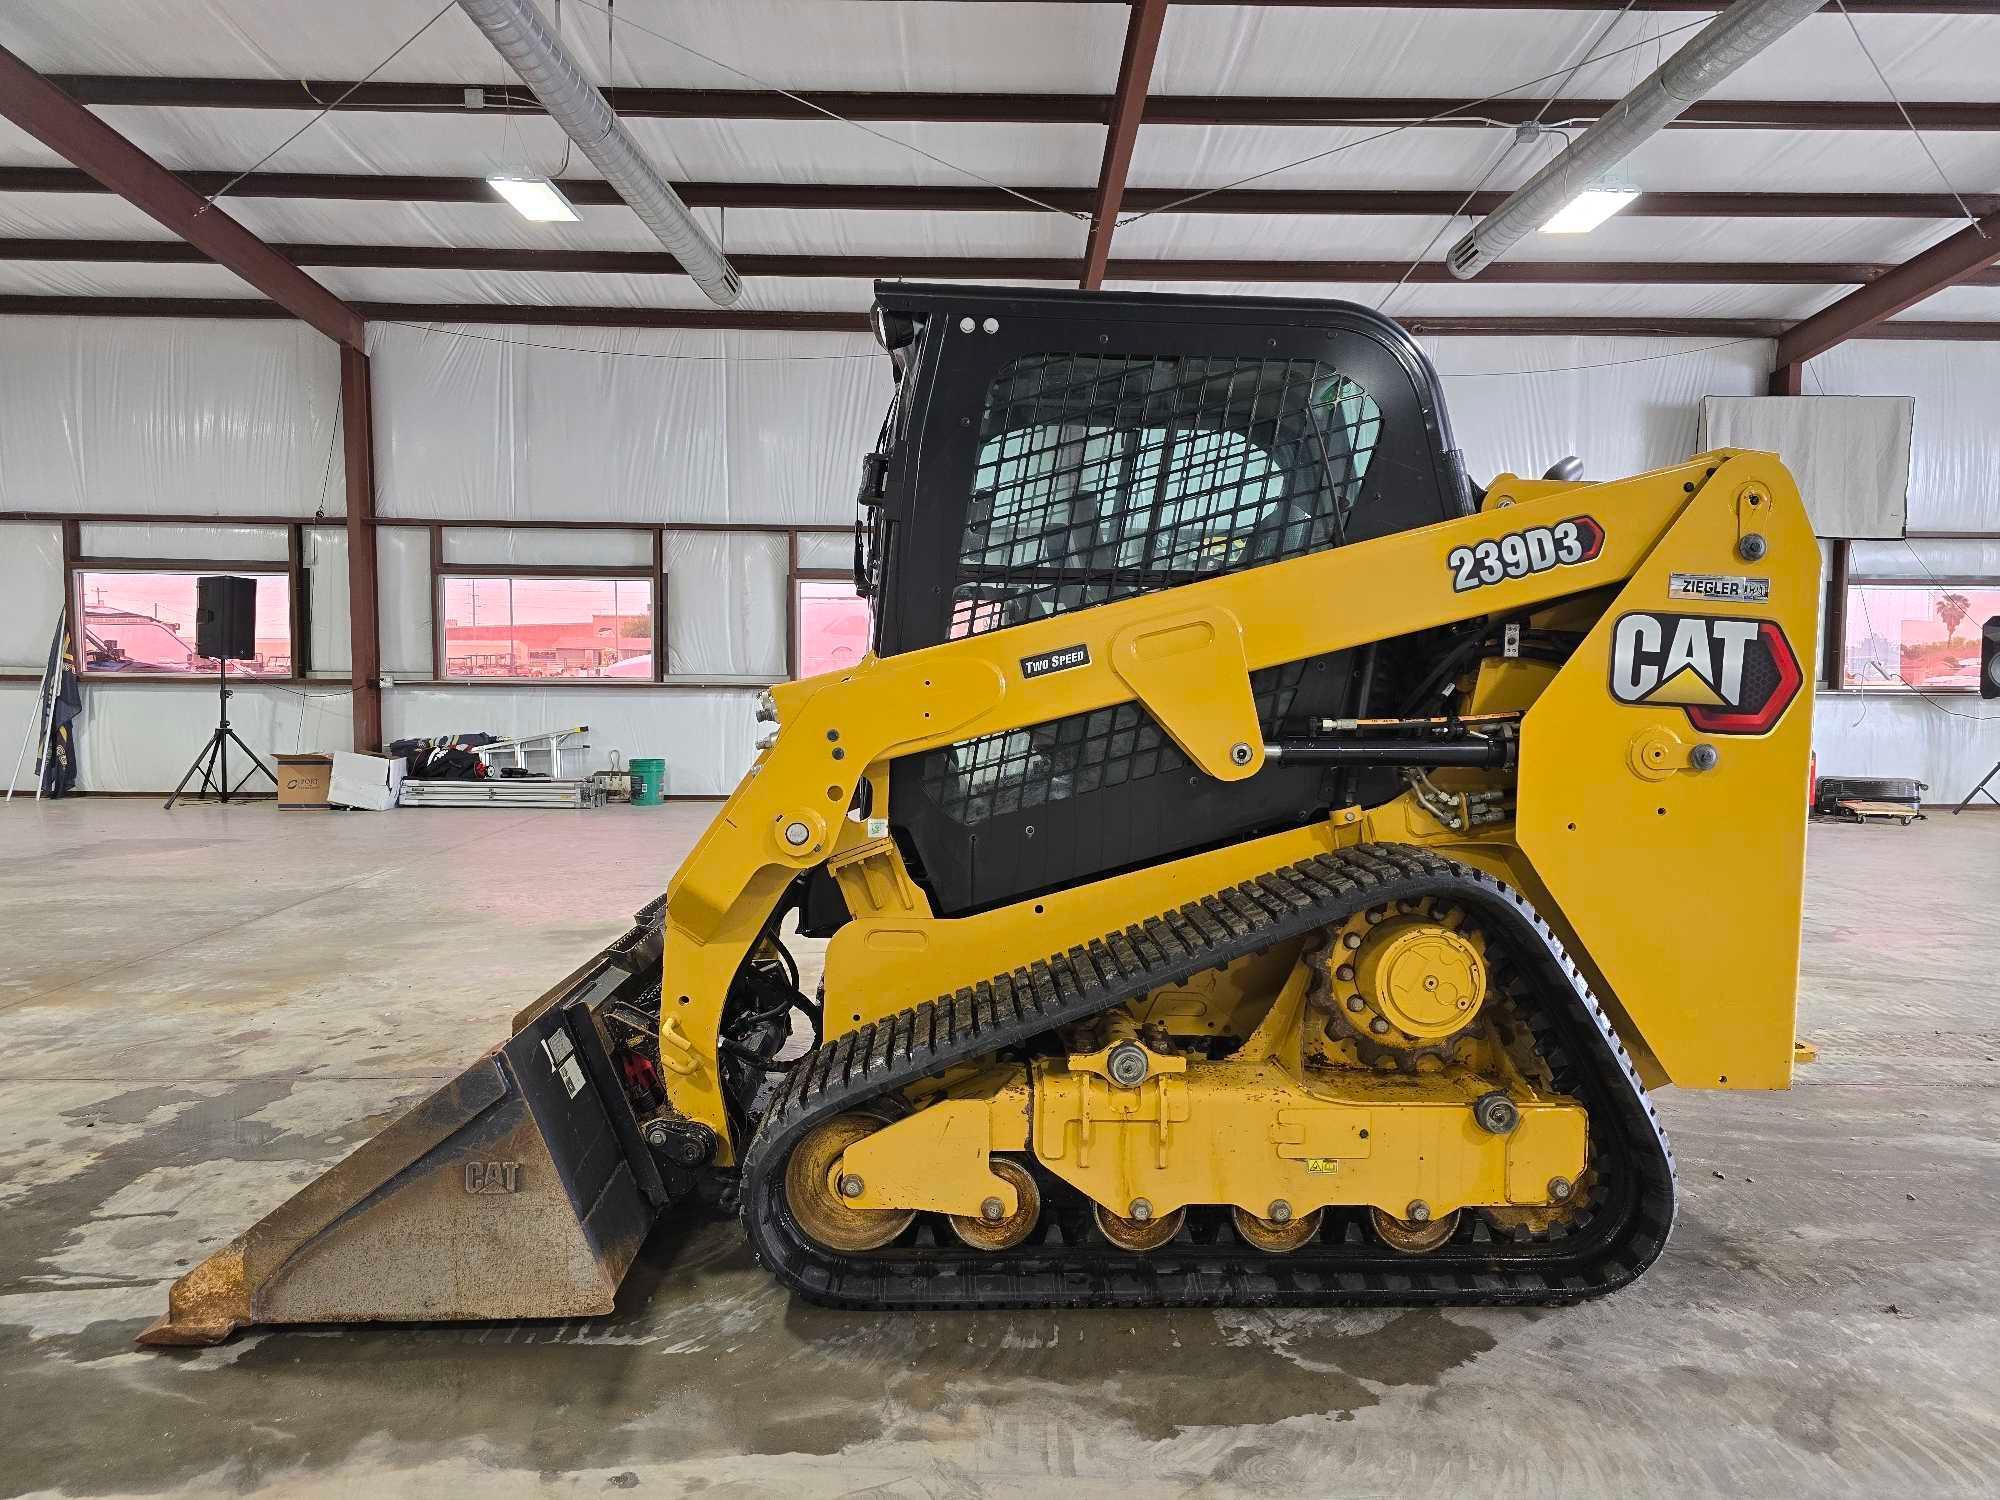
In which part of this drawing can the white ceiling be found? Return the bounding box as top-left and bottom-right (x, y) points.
(0, 2), (1994, 329)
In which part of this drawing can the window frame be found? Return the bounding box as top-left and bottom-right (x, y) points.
(431, 556), (665, 686)
(1837, 570), (2000, 696)
(67, 524), (309, 683)
(793, 571), (870, 682)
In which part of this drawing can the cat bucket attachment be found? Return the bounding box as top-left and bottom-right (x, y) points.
(139, 903), (672, 1347)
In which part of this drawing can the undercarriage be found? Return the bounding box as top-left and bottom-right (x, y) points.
(738, 846), (1674, 1308)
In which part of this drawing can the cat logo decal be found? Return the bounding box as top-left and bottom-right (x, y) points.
(1609, 612), (1802, 734)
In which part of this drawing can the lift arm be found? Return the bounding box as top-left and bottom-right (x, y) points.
(661, 451), (1818, 1155)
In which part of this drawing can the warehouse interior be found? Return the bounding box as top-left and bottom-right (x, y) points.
(2, 2), (1998, 1496)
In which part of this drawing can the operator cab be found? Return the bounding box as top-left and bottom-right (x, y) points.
(848, 282), (1475, 917)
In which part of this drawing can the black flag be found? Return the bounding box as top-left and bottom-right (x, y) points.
(38, 615), (81, 797)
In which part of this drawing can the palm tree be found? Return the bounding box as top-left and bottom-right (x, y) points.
(1937, 591), (1972, 640)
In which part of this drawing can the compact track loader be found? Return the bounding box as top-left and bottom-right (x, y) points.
(144, 285), (1813, 1344)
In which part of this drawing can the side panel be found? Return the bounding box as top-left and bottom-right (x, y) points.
(1515, 453), (1815, 1089)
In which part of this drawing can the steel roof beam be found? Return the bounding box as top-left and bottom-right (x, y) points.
(0, 49), (363, 348)
(1, 296), (1996, 341)
(1081, 0), (1170, 290)
(44, 76), (2000, 131)
(1167, 1), (2000, 10)
(1776, 208), (2000, 366)
(4, 168), (1991, 220)
(6, 238), (1999, 287)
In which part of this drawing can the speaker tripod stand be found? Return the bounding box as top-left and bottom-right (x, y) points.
(1951, 758), (2000, 815)
(166, 659), (275, 810)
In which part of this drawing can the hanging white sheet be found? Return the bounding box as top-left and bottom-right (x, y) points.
(662, 530), (787, 678)
(1698, 396), (1913, 539)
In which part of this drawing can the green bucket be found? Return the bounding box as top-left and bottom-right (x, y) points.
(629, 757), (667, 806)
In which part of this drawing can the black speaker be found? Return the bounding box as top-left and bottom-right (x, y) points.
(195, 575), (257, 661)
(1982, 615), (2000, 700)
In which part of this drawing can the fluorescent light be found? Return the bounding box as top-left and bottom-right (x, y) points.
(1540, 187), (1640, 235)
(487, 175), (579, 223)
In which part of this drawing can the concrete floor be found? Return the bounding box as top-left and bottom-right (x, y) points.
(1, 800), (1996, 1498)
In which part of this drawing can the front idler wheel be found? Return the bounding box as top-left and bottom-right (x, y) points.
(783, 1113), (915, 1252)
(948, 1158), (1041, 1251)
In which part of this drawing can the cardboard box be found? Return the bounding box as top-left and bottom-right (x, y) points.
(275, 753), (334, 811)
(329, 751), (407, 812)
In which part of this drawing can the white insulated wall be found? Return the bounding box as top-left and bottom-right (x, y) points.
(3, 316), (1997, 796)
(0, 317), (350, 793)
(1801, 341), (2000, 797)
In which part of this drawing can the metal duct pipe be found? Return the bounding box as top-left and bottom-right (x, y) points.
(455, 0), (741, 305)
(1447, 0), (1824, 280)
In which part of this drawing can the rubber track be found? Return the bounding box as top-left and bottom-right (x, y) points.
(740, 844), (1676, 1309)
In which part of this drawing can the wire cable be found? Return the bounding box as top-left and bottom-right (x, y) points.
(381, 318), (887, 361)
(1373, 132), (1527, 314)
(311, 388), (343, 521)
(1436, 335), (1767, 379)
(197, 1), (461, 213)
(560, 0), (1087, 223)
(1834, 0), (1985, 236)
(1114, 15), (1711, 229)
(1377, 0), (1640, 315)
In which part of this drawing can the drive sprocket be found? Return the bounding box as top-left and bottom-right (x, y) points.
(1308, 897), (1489, 1071)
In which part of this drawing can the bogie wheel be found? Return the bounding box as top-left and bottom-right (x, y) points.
(783, 1113), (915, 1252)
(948, 1158), (1041, 1251)
(1369, 1205), (1462, 1254)
(1232, 1205), (1324, 1254)
(1094, 1201), (1186, 1252)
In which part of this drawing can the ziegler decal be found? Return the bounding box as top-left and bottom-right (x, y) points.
(1021, 643), (1090, 679)
(1449, 515), (1604, 592)
(1609, 611), (1803, 734)
(1669, 571), (1771, 603)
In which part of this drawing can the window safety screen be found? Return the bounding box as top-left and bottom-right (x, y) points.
(953, 352), (1381, 638)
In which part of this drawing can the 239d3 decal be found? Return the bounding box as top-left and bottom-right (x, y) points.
(1448, 515), (1603, 592)
(1609, 612), (1803, 734)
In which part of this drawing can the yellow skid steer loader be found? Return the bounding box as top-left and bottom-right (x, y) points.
(143, 285), (1812, 1344)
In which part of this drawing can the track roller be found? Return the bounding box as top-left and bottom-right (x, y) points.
(1232, 1205), (1324, 1254)
(947, 1159), (1041, 1251)
(1094, 1201), (1185, 1251)
(1369, 1205), (1461, 1254)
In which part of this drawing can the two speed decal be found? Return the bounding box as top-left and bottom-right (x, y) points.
(1020, 643), (1090, 679)
(1448, 515), (1604, 592)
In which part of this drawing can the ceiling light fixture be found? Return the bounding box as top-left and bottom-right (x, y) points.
(1539, 186), (1640, 235)
(487, 174), (579, 223)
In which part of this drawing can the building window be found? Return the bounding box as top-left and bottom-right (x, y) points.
(1843, 582), (2000, 691)
(796, 580), (870, 679)
(440, 575), (655, 680)
(74, 570), (291, 677)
